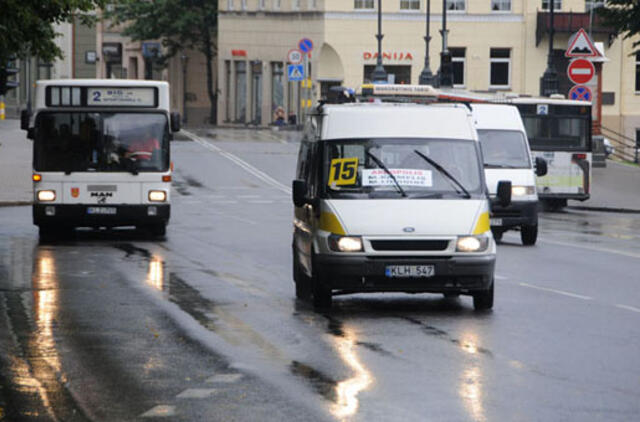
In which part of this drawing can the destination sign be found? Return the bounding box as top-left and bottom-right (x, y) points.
(87, 87), (157, 107)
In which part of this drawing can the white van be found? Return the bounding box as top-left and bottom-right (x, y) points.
(472, 104), (547, 246)
(292, 102), (512, 310)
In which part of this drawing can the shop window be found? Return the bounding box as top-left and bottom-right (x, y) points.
(235, 61), (247, 122)
(491, 0), (511, 11)
(400, 0), (420, 10)
(446, 0), (465, 11)
(490, 48), (510, 88)
(635, 52), (640, 92)
(541, 0), (561, 10)
(363, 65), (411, 84)
(451, 47), (466, 87)
(355, 0), (374, 9)
(292, 0), (300, 10)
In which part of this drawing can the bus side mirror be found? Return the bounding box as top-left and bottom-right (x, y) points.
(496, 180), (512, 207)
(535, 157), (548, 177)
(292, 179), (308, 207)
(20, 109), (30, 131)
(170, 112), (181, 133)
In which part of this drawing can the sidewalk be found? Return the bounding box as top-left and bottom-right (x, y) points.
(0, 119), (32, 205)
(569, 160), (640, 213)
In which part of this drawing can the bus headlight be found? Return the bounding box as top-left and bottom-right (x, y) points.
(328, 235), (363, 252)
(37, 190), (56, 202)
(456, 235), (489, 252)
(511, 185), (536, 197)
(148, 190), (167, 202)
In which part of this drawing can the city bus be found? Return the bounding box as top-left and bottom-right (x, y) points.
(21, 79), (181, 239)
(509, 97), (592, 210)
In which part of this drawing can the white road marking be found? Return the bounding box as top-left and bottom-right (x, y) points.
(206, 373), (244, 384)
(615, 304), (640, 313)
(182, 130), (291, 194)
(495, 275), (507, 280)
(140, 405), (176, 418)
(519, 282), (593, 300)
(176, 388), (218, 399)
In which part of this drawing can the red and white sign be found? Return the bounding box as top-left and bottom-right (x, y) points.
(232, 49), (247, 57)
(363, 52), (414, 61)
(565, 28), (599, 58)
(567, 59), (595, 85)
(287, 49), (303, 64)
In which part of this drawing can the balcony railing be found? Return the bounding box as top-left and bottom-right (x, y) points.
(536, 11), (617, 47)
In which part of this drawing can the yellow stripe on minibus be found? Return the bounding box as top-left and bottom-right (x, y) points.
(473, 212), (490, 235)
(318, 212), (346, 235)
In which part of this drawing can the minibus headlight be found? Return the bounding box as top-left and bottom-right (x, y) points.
(148, 190), (167, 202)
(511, 185), (536, 197)
(37, 190), (56, 202)
(456, 235), (489, 252)
(328, 235), (363, 252)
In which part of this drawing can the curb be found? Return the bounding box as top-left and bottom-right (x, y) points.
(567, 205), (640, 215)
(0, 201), (32, 207)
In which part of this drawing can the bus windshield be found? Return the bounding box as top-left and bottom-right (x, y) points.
(521, 115), (590, 151)
(478, 130), (531, 169)
(321, 138), (485, 199)
(34, 112), (169, 173)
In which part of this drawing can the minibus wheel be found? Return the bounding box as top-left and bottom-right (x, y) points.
(521, 225), (538, 246)
(311, 261), (332, 309)
(293, 250), (311, 299)
(473, 281), (494, 311)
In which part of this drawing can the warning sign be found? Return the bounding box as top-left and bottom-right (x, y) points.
(565, 28), (599, 58)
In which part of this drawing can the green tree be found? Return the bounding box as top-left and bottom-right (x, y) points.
(107, 0), (218, 124)
(0, 0), (103, 64)
(598, 0), (640, 53)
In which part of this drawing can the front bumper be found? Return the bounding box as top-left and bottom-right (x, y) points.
(538, 192), (590, 202)
(490, 200), (538, 229)
(315, 254), (495, 293)
(33, 204), (170, 228)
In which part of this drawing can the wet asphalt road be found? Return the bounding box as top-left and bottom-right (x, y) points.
(1, 133), (639, 422)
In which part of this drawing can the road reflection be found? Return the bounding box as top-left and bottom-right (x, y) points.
(146, 255), (165, 291)
(331, 326), (374, 420)
(458, 333), (486, 422)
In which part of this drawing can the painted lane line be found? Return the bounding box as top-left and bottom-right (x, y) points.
(182, 130), (291, 194)
(616, 304), (640, 313)
(519, 282), (593, 301)
(495, 274), (507, 280)
(140, 405), (176, 418)
(176, 388), (218, 399)
(206, 373), (244, 384)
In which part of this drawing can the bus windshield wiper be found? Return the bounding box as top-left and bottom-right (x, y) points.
(365, 151), (407, 197)
(413, 150), (471, 198)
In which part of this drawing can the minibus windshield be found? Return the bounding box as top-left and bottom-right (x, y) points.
(322, 138), (484, 199)
(34, 112), (169, 173)
(478, 130), (531, 169)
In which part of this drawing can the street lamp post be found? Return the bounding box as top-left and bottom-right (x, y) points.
(419, 0), (435, 85)
(181, 54), (188, 125)
(439, 0), (453, 87)
(540, 0), (559, 96)
(371, 0), (388, 83)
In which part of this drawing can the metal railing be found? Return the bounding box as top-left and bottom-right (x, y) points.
(601, 126), (639, 164)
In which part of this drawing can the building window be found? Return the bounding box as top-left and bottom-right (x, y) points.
(241, 0), (247, 10)
(271, 62), (285, 124)
(451, 48), (466, 87)
(491, 0), (511, 11)
(227, 0), (234, 10)
(635, 52), (640, 92)
(259, 0), (266, 9)
(541, 0), (561, 10)
(355, 0), (374, 9)
(490, 48), (510, 88)
(446, 0), (465, 11)
(400, 0), (420, 10)
(292, 0), (300, 10)
(235, 61), (247, 122)
(274, 0), (281, 9)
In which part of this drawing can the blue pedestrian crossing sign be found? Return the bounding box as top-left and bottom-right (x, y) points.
(287, 64), (305, 81)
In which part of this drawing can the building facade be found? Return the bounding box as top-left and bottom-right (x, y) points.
(218, 0), (640, 147)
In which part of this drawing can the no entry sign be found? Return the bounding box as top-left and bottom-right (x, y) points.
(567, 59), (595, 85)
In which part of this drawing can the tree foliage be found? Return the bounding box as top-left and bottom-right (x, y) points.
(0, 0), (104, 63)
(598, 0), (640, 53)
(107, 0), (219, 123)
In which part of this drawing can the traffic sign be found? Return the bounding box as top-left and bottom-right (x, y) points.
(287, 64), (305, 81)
(568, 85), (593, 102)
(298, 38), (314, 54)
(567, 58), (595, 85)
(287, 49), (303, 64)
(565, 28), (598, 58)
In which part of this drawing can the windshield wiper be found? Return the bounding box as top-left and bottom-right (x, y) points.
(365, 151), (407, 197)
(413, 150), (471, 198)
(484, 163), (518, 169)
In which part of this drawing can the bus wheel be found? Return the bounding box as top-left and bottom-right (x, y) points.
(473, 281), (494, 311)
(521, 225), (538, 246)
(144, 223), (166, 238)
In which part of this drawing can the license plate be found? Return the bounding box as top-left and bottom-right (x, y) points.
(490, 218), (503, 226)
(87, 207), (117, 215)
(385, 265), (434, 278)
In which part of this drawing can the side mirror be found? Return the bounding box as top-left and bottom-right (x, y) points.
(292, 179), (308, 207)
(496, 180), (512, 208)
(20, 109), (30, 131)
(535, 157), (548, 177)
(27, 128), (35, 140)
(170, 112), (181, 133)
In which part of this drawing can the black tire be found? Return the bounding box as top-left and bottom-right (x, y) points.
(293, 250), (311, 300)
(541, 199), (567, 212)
(143, 223), (166, 238)
(473, 281), (494, 311)
(443, 292), (460, 299)
(491, 228), (503, 242)
(39, 225), (72, 241)
(311, 267), (332, 310)
(521, 224), (538, 246)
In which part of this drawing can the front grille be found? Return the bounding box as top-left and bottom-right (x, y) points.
(370, 240), (449, 251)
